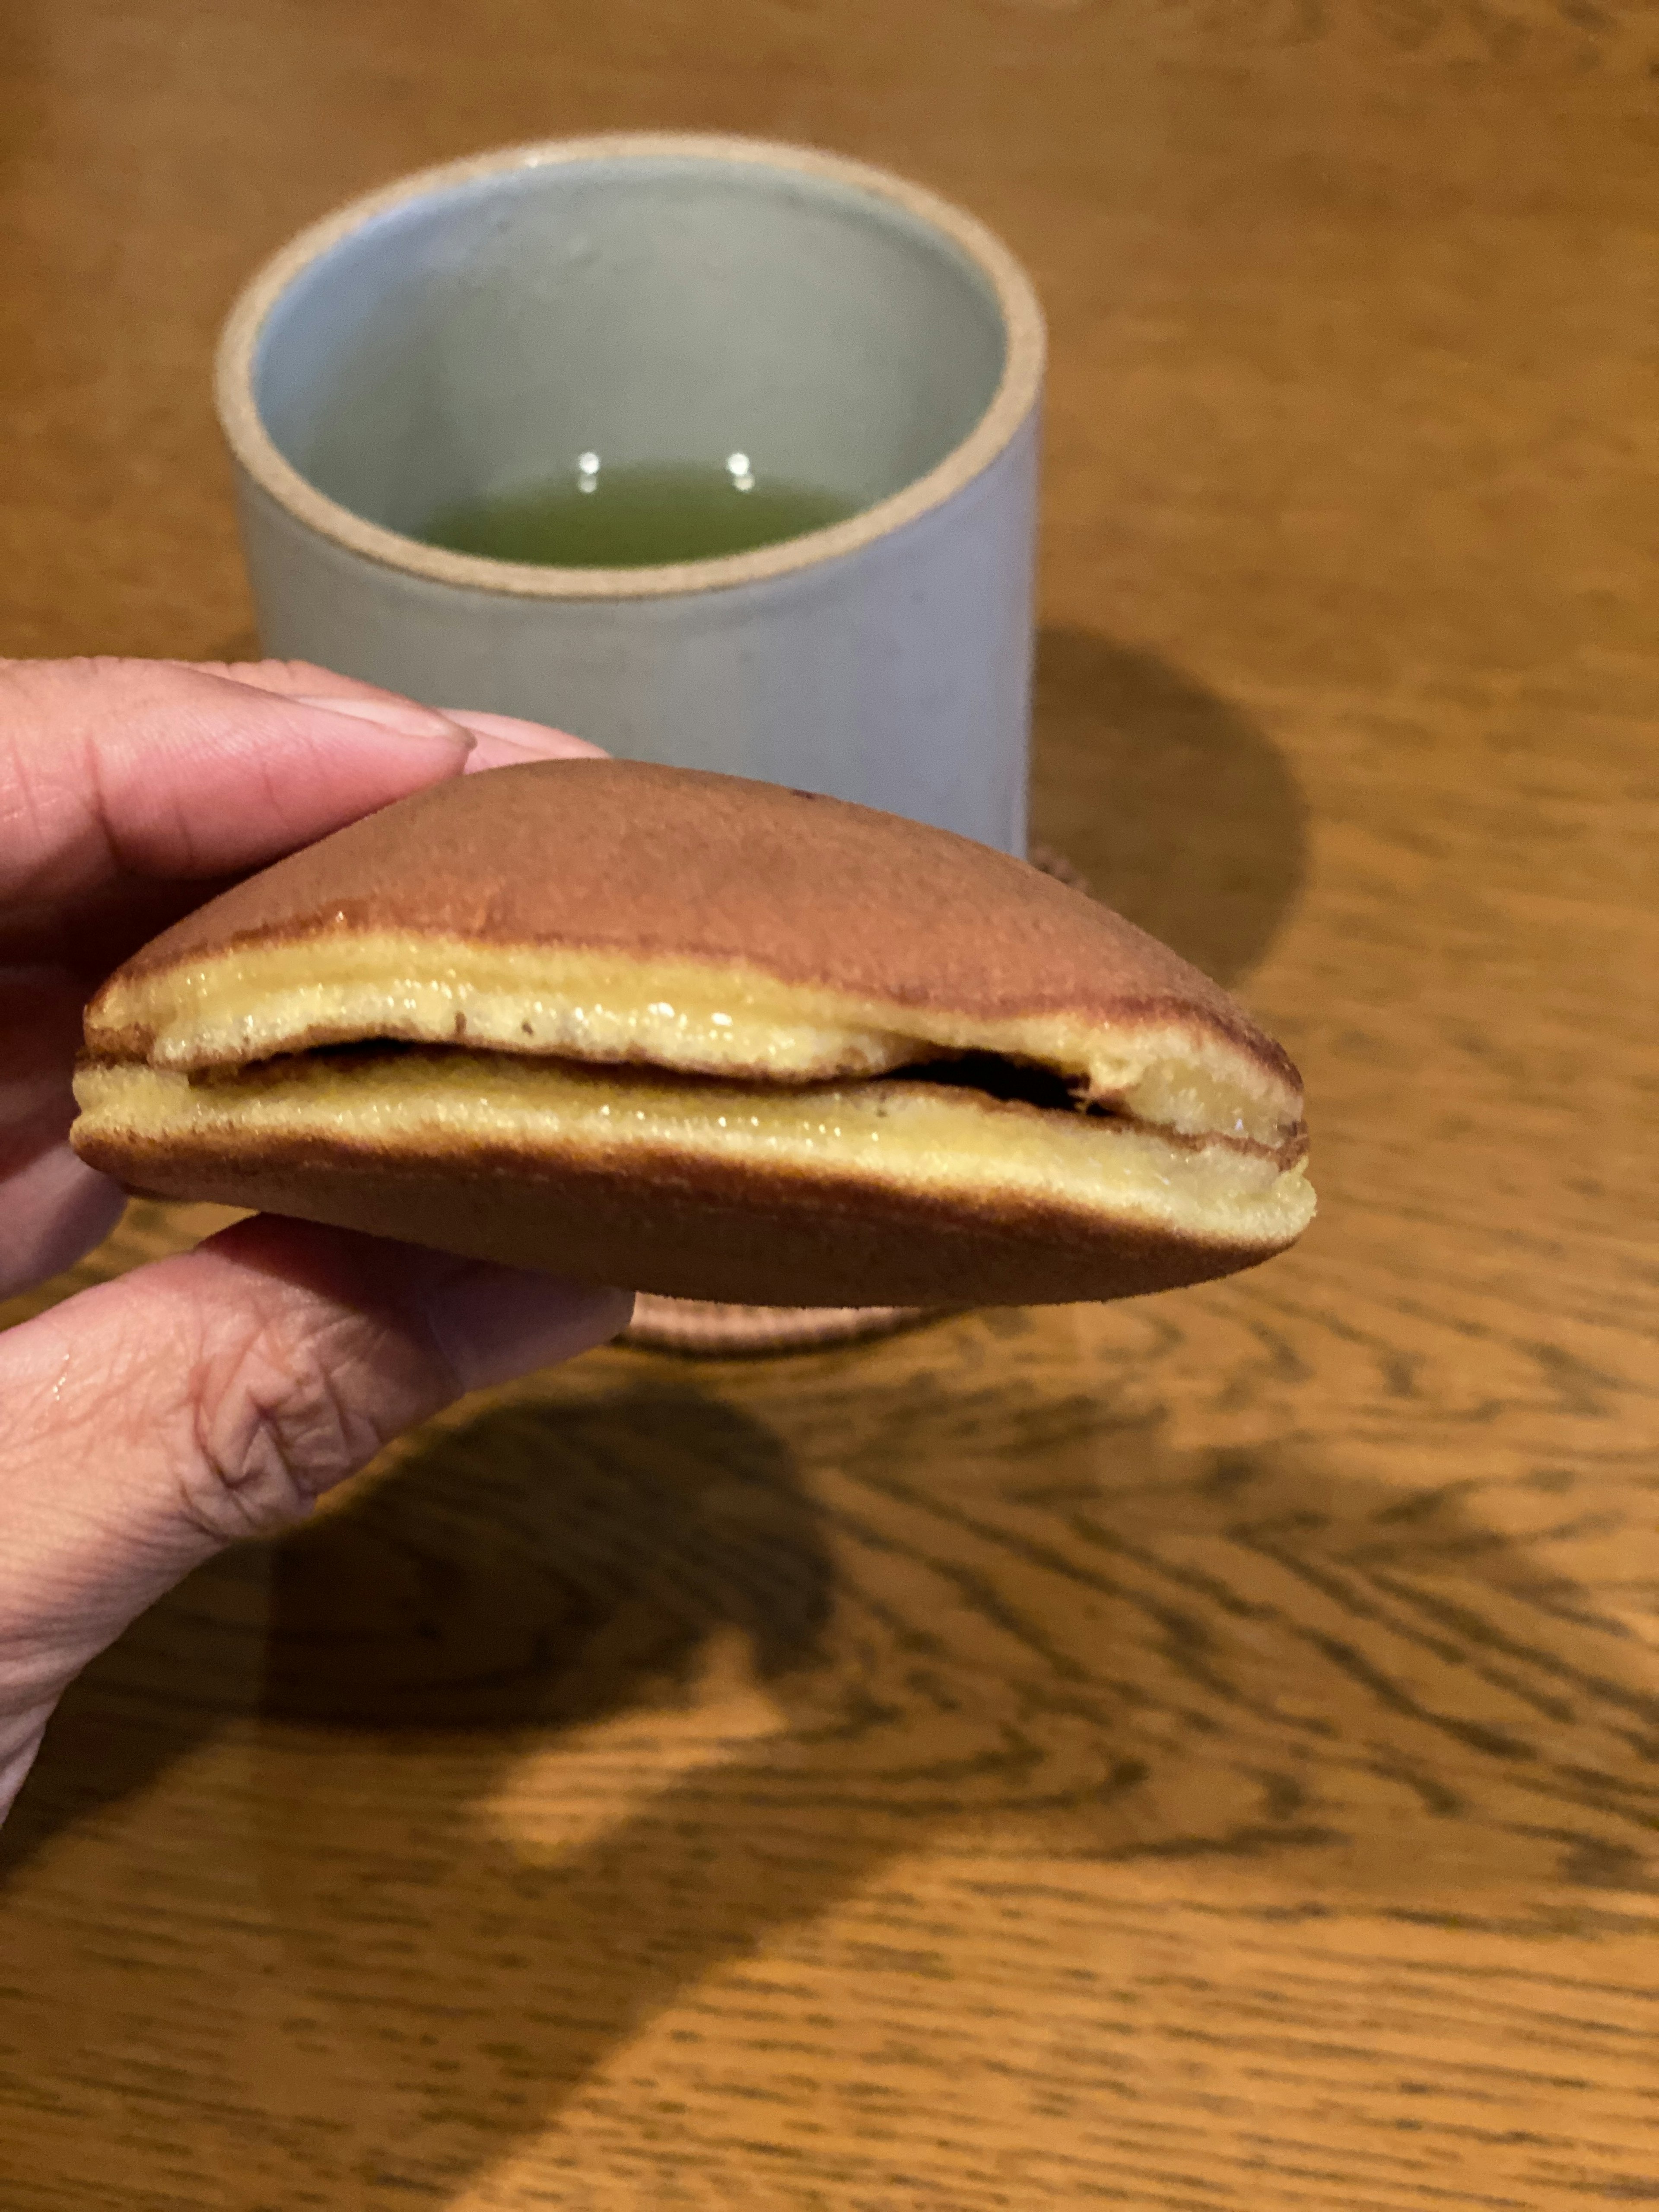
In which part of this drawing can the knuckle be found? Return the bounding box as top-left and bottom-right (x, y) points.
(178, 1313), (406, 1545)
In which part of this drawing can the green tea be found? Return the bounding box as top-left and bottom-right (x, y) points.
(421, 459), (857, 569)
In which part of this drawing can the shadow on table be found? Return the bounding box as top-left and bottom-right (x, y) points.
(8, 1366), (1656, 2200)
(1030, 624), (1308, 985)
(0, 1384), (828, 1878)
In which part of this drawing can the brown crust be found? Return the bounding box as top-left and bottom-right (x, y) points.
(72, 1118), (1291, 1309)
(92, 761), (1300, 1092)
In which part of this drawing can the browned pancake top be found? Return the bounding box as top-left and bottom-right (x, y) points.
(102, 760), (1296, 1084)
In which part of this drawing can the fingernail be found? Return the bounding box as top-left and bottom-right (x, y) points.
(294, 694), (475, 749)
(442, 709), (607, 759)
(420, 1265), (634, 1392)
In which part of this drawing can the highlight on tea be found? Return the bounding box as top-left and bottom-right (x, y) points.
(421, 451), (857, 569)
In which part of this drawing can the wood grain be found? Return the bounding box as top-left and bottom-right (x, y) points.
(2, 2), (1656, 2206)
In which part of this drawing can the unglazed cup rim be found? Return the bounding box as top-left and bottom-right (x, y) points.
(214, 133), (1046, 603)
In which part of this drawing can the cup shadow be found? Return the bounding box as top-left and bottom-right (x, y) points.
(10, 1367), (1653, 2203)
(1030, 623), (1308, 985)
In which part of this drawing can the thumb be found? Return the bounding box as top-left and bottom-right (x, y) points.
(0, 655), (478, 968)
(0, 1215), (631, 1818)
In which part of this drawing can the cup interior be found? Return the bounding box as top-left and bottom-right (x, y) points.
(251, 153), (1011, 547)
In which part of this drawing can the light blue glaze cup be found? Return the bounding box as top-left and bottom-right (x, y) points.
(216, 135), (1045, 853)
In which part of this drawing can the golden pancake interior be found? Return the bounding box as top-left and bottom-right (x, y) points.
(72, 760), (1315, 1307)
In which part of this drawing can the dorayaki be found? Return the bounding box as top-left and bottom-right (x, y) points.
(70, 761), (1315, 1307)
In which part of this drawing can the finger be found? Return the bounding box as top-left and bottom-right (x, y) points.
(0, 1214), (632, 1814)
(441, 708), (607, 772)
(0, 964), (83, 1136)
(175, 657), (410, 703)
(184, 667), (607, 768)
(0, 1143), (125, 1299)
(0, 965), (124, 1293)
(0, 657), (476, 967)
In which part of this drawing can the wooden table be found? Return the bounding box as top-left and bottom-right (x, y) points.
(3, 3), (1655, 2205)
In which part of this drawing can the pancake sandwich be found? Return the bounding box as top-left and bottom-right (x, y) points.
(71, 761), (1315, 1306)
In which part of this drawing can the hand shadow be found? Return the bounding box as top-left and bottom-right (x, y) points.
(7, 1364), (1655, 2202)
(0, 1381), (828, 1880)
(1030, 624), (1308, 985)
(230, 1375), (1656, 2199)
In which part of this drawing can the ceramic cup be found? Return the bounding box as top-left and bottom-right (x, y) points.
(216, 134), (1046, 853)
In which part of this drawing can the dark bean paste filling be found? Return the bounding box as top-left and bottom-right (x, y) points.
(233, 1040), (1110, 1117)
(891, 1053), (1108, 1115)
(303, 1039), (421, 1062)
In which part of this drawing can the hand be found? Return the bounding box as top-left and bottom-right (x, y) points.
(0, 656), (633, 1821)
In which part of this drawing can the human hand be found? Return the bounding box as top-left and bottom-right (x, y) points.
(0, 656), (632, 1821)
